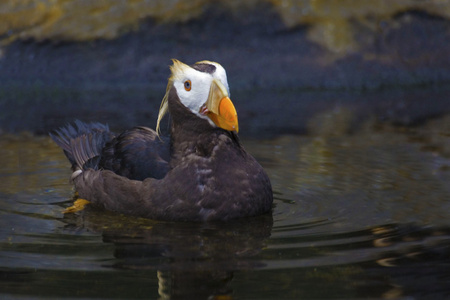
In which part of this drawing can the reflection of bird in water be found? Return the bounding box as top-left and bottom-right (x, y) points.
(50, 59), (273, 221)
(62, 208), (273, 299)
(157, 270), (233, 300)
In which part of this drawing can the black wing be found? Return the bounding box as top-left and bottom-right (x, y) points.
(49, 120), (114, 171)
(51, 121), (170, 181)
(99, 126), (170, 180)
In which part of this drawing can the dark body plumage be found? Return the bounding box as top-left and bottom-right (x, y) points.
(51, 61), (273, 221)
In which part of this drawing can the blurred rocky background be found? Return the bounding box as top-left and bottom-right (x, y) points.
(0, 0), (449, 136)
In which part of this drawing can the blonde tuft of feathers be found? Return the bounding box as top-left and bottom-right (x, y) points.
(156, 59), (187, 135)
(156, 83), (170, 136)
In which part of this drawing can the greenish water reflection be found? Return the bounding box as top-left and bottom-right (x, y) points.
(0, 118), (450, 299)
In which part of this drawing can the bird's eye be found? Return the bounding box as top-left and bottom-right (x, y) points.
(184, 80), (192, 91)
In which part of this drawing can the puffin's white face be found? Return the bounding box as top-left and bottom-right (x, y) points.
(157, 60), (238, 134)
(171, 61), (229, 116)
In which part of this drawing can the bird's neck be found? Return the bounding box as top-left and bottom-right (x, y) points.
(170, 120), (217, 158)
(170, 120), (243, 164)
(167, 87), (242, 166)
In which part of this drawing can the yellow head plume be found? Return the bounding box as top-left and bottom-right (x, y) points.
(156, 59), (189, 135)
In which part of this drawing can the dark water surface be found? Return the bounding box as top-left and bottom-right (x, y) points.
(1, 119), (450, 299)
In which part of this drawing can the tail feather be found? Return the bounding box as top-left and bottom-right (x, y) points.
(50, 120), (114, 171)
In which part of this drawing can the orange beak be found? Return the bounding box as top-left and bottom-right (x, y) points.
(203, 79), (239, 133)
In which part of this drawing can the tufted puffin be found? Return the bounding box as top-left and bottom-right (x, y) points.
(50, 59), (273, 221)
